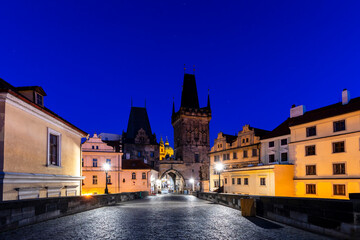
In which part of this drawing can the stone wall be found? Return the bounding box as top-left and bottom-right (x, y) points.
(196, 192), (360, 239)
(0, 191), (148, 232)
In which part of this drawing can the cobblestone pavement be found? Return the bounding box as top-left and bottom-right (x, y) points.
(0, 194), (333, 240)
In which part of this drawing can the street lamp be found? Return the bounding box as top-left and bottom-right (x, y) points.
(215, 163), (224, 192)
(189, 178), (194, 192)
(103, 163), (110, 194)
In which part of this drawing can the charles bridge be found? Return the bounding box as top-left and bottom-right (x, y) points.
(1, 192), (358, 239)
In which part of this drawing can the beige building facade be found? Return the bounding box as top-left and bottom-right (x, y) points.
(290, 90), (360, 199)
(0, 79), (86, 201)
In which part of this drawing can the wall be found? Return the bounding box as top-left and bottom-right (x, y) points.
(0, 191), (148, 232)
(196, 192), (360, 239)
(1, 92), (84, 201)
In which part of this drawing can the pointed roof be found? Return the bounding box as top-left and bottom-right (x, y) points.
(125, 106), (153, 141)
(180, 73), (199, 109)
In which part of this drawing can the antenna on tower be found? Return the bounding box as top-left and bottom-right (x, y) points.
(184, 64), (186, 73)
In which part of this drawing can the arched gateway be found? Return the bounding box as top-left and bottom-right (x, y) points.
(160, 169), (185, 193)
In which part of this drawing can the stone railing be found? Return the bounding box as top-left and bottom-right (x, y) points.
(196, 192), (360, 239)
(0, 191), (148, 232)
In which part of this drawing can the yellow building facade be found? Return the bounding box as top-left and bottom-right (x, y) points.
(209, 125), (294, 196)
(0, 79), (86, 201)
(290, 90), (360, 199)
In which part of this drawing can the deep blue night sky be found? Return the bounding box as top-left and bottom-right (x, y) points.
(1, 1), (360, 146)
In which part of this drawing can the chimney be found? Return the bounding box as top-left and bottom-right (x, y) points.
(342, 89), (350, 105)
(290, 105), (306, 118)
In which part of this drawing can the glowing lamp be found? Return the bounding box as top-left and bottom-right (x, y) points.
(215, 163), (224, 172)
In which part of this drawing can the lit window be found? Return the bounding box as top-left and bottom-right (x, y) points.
(333, 141), (345, 153)
(306, 165), (316, 175)
(333, 184), (346, 196)
(106, 159), (111, 165)
(260, 178), (266, 186)
(306, 126), (316, 137)
(306, 184), (316, 194)
(142, 172), (146, 179)
(48, 128), (61, 166)
(333, 120), (346, 132)
(132, 172), (136, 179)
(333, 163), (346, 175)
(305, 145), (316, 156)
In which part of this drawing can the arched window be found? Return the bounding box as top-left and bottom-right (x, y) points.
(142, 172), (146, 179)
(132, 172), (136, 180)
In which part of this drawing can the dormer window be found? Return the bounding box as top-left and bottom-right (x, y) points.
(35, 93), (43, 106)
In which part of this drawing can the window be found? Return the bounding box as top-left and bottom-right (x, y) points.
(305, 145), (316, 156)
(92, 159), (98, 167)
(306, 165), (316, 175)
(232, 178), (235, 185)
(233, 152), (237, 159)
(106, 159), (111, 165)
(246, 138), (249, 143)
(281, 139), (288, 146)
(223, 154), (230, 160)
(142, 172), (146, 179)
(214, 180), (219, 188)
(195, 154), (200, 163)
(269, 141), (274, 148)
(333, 141), (345, 153)
(252, 149), (257, 157)
(237, 178), (241, 185)
(243, 150), (248, 158)
(333, 163), (346, 175)
(306, 126), (317, 137)
(96, 146), (99, 150)
(92, 146), (94, 149)
(132, 172), (136, 179)
(224, 178), (228, 184)
(333, 184), (346, 196)
(150, 151), (155, 157)
(244, 178), (249, 185)
(306, 184), (316, 194)
(137, 151), (142, 157)
(269, 154), (275, 163)
(214, 155), (220, 162)
(36, 93), (43, 106)
(242, 139), (245, 143)
(93, 175), (98, 185)
(82, 158), (84, 167)
(260, 178), (266, 186)
(48, 129), (61, 166)
(281, 152), (288, 162)
(333, 120), (346, 132)
(107, 175), (111, 184)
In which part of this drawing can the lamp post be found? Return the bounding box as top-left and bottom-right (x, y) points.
(214, 163), (224, 192)
(103, 163), (110, 194)
(189, 178), (194, 192)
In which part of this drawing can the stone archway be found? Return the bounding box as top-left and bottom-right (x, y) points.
(160, 169), (185, 193)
